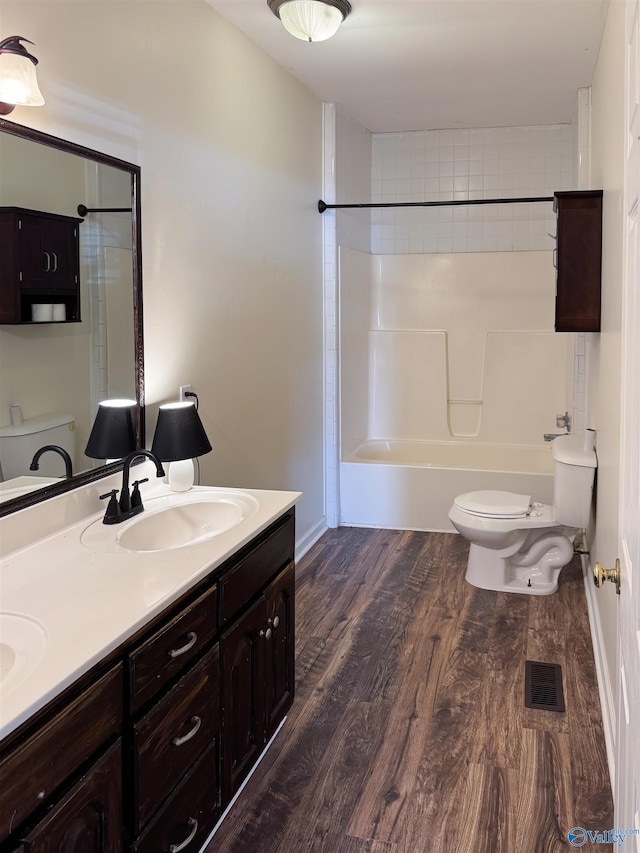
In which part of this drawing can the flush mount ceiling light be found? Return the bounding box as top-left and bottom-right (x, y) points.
(0, 36), (45, 115)
(268, 0), (352, 42)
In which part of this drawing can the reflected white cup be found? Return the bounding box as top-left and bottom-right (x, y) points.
(32, 304), (54, 322)
(52, 304), (66, 321)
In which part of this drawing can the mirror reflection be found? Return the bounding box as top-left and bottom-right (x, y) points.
(0, 122), (143, 511)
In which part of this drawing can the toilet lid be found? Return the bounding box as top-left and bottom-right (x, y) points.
(454, 490), (532, 518)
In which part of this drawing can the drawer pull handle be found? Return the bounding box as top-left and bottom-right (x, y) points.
(172, 715), (202, 747)
(168, 631), (197, 658)
(169, 817), (198, 852)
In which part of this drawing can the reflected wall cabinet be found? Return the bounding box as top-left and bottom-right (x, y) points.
(0, 207), (82, 325)
(553, 190), (603, 333)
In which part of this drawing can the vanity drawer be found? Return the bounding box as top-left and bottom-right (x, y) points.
(133, 643), (220, 832)
(128, 584), (217, 713)
(0, 663), (122, 843)
(219, 513), (294, 625)
(131, 745), (219, 853)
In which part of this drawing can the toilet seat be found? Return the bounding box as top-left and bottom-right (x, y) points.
(454, 490), (531, 519)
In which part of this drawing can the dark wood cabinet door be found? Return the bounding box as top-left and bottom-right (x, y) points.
(0, 664), (123, 844)
(18, 214), (79, 291)
(220, 596), (266, 802)
(19, 740), (122, 853)
(264, 561), (295, 740)
(554, 190), (603, 332)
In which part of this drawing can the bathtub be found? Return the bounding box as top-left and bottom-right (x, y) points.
(339, 439), (555, 532)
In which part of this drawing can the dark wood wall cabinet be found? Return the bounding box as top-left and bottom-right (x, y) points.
(553, 190), (603, 332)
(0, 509), (296, 853)
(0, 207), (82, 325)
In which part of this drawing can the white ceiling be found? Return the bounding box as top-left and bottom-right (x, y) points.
(204, 0), (610, 133)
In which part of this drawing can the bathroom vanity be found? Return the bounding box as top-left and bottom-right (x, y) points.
(0, 478), (299, 853)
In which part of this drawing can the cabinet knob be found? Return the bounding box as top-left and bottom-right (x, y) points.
(268, 616), (280, 629)
(169, 817), (199, 852)
(259, 627), (273, 640)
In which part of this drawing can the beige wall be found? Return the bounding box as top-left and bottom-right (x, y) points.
(1, 1), (325, 545)
(588, 0), (626, 711)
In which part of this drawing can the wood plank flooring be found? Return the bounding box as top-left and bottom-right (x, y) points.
(208, 528), (614, 853)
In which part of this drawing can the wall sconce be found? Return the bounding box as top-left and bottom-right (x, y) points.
(85, 399), (137, 462)
(151, 401), (212, 492)
(0, 36), (45, 115)
(267, 0), (351, 42)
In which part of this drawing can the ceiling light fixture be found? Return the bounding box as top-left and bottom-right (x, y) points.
(0, 36), (45, 115)
(267, 0), (352, 43)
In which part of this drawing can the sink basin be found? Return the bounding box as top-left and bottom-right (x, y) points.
(81, 489), (260, 553)
(0, 613), (48, 693)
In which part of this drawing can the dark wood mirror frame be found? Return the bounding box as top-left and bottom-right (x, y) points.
(0, 117), (145, 518)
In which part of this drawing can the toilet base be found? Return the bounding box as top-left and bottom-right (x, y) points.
(465, 531), (575, 596)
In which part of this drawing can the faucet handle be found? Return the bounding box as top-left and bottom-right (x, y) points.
(99, 489), (120, 524)
(131, 478), (149, 509)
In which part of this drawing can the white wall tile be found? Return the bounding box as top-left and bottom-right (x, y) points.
(370, 123), (576, 254)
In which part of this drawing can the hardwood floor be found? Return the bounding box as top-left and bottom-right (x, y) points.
(208, 528), (614, 853)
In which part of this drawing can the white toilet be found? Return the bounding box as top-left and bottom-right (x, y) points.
(448, 434), (597, 595)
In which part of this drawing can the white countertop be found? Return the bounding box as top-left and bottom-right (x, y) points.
(0, 479), (300, 741)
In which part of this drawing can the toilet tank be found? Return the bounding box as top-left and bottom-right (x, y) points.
(0, 413), (76, 479)
(552, 434), (597, 528)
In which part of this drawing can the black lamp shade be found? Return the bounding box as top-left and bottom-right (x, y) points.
(85, 399), (137, 459)
(151, 402), (212, 462)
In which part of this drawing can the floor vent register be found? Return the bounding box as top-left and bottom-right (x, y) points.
(524, 660), (565, 712)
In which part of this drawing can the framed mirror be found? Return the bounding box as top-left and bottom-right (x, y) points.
(0, 118), (144, 517)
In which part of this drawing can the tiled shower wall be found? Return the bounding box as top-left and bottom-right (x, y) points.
(371, 124), (575, 254)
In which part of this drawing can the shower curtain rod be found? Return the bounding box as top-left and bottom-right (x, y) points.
(317, 195), (554, 213)
(77, 204), (132, 217)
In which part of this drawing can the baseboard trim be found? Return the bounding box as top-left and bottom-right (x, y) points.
(200, 716), (288, 851)
(295, 518), (329, 562)
(581, 552), (617, 794)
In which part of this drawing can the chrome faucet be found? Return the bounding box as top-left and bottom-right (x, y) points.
(30, 445), (73, 479)
(100, 450), (165, 525)
(544, 411), (572, 441)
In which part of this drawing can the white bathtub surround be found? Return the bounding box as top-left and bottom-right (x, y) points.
(338, 247), (574, 530)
